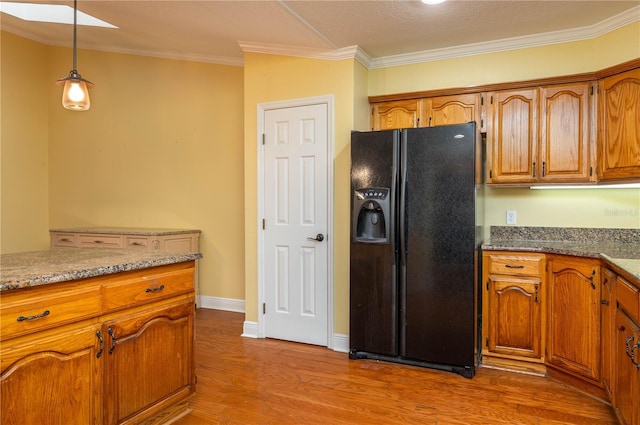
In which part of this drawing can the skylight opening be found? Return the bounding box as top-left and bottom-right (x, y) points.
(0, 2), (117, 28)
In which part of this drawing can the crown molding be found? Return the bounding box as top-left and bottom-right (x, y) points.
(368, 5), (640, 69)
(238, 41), (371, 66)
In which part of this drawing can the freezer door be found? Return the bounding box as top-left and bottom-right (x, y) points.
(400, 123), (477, 369)
(349, 130), (399, 356)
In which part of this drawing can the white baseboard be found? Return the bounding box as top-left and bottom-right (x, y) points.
(242, 320), (259, 338)
(199, 295), (245, 313)
(332, 333), (349, 353)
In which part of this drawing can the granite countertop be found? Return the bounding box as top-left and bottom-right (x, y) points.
(0, 248), (203, 292)
(483, 226), (640, 281)
(50, 226), (201, 236)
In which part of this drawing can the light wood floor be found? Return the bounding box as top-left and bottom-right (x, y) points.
(172, 309), (618, 425)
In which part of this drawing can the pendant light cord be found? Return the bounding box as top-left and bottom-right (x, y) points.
(72, 0), (77, 72)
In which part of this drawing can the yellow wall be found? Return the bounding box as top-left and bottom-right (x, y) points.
(1, 32), (246, 302)
(242, 53), (357, 331)
(1, 32), (50, 253)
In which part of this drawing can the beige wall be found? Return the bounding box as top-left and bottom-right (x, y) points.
(242, 53), (357, 331)
(1, 32), (50, 253)
(1, 32), (246, 302)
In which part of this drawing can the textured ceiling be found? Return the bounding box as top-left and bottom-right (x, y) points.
(1, 0), (639, 66)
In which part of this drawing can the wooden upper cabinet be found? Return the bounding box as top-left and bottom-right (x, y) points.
(486, 89), (538, 184)
(598, 68), (640, 181)
(539, 83), (593, 182)
(371, 99), (423, 130)
(423, 94), (484, 131)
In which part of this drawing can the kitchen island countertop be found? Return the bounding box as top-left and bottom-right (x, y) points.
(0, 247), (202, 292)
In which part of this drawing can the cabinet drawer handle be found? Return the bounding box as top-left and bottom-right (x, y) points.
(108, 328), (117, 354)
(93, 240), (104, 244)
(145, 284), (165, 293)
(17, 310), (50, 322)
(130, 241), (144, 246)
(60, 238), (72, 242)
(505, 264), (524, 269)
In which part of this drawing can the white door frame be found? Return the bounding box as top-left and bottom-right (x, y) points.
(257, 95), (335, 348)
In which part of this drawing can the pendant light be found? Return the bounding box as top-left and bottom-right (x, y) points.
(56, 0), (93, 111)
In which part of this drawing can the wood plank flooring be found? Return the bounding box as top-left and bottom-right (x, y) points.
(172, 309), (618, 425)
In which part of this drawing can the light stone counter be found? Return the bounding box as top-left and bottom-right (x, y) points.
(0, 248), (202, 291)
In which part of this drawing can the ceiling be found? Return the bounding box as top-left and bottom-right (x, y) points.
(2, 0), (639, 68)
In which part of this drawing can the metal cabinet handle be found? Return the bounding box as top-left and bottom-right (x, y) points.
(145, 284), (165, 293)
(108, 328), (117, 354)
(306, 234), (324, 242)
(96, 331), (104, 358)
(17, 310), (50, 322)
(93, 240), (104, 244)
(631, 342), (640, 369)
(505, 264), (524, 269)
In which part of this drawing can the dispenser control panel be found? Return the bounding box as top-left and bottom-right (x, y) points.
(355, 188), (389, 200)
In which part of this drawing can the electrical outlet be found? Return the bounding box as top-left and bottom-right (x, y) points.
(506, 210), (517, 225)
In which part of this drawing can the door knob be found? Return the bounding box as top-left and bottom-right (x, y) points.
(307, 233), (324, 242)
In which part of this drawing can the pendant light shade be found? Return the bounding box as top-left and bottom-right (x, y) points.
(56, 0), (93, 111)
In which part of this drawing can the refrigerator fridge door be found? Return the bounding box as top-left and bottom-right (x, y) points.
(400, 123), (477, 373)
(349, 130), (399, 357)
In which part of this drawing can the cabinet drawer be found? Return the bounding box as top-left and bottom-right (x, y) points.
(51, 232), (77, 246)
(488, 254), (545, 276)
(125, 236), (152, 249)
(0, 282), (102, 341)
(79, 234), (123, 248)
(102, 267), (194, 312)
(617, 277), (639, 323)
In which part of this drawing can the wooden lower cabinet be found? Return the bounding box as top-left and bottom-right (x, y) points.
(0, 322), (102, 424)
(614, 310), (640, 425)
(601, 267), (617, 398)
(482, 252), (545, 372)
(103, 299), (194, 425)
(546, 256), (601, 382)
(0, 261), (196, 425)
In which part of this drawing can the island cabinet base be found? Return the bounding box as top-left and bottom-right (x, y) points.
(0, 261), (196, 425)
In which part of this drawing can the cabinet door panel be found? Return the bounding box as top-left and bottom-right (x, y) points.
(487, 89), (538, 183)
(0, 323), (101, 425)
(598, 68), (640, 180)
(424, 94), (482, 130)
(547, 257), (600, 381)
(540, 83), (592, 182)
(488, 278), (541, 358)
(371, 99), (423, 130)
(601, 268), (616, 398)
(103, 300), (194, 425)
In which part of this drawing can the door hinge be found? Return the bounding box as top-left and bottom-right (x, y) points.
(486, 280), (489, 291)
(263, 303), (266, 314)
(262, 134), (266, 145)
(485, 337), (489, 347)
(262, 219), (265, 230)
(481, 96), (484, 106)
(490, 95), (494, 104)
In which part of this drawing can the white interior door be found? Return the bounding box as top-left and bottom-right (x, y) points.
(262, 102), (329, 346)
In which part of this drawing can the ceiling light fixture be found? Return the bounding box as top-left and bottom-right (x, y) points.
(421, 0), (447, 4)
(56, 0), (93, 111)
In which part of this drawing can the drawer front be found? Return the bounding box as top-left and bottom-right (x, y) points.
(125, 236), (152, 250)
(0, 284), (102, 341)
(488, 254), (544, 277)
(102, 267), (194, 312)
(51, 232), (77, 247)
(617, 277), (639, 323)
(78, 234), (123, 248)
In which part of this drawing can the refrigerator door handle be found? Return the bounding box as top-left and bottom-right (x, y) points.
(398, 131), (407, 267)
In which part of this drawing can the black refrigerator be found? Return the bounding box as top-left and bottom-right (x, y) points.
(349, 122), (483, 378)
